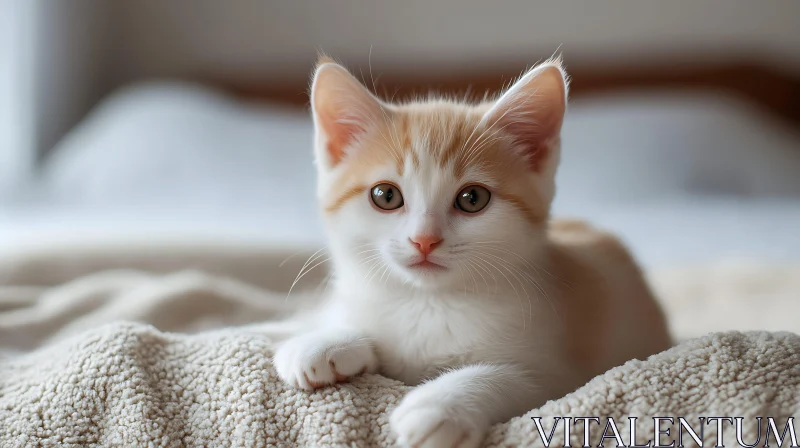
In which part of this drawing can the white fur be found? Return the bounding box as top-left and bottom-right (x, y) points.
(273, 61), (573, 448)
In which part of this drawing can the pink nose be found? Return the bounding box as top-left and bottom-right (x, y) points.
(409, 235), (443, 256)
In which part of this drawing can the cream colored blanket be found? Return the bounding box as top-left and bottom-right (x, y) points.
(1, 242), (799, 447)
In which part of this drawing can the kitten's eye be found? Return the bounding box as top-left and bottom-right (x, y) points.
(455, 185), (491, 213)
(371, 183), (404, 211)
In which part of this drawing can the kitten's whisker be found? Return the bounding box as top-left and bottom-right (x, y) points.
(471, 253), (527, 329)
(378, 124), (405, 167)
(473, 241), (573, 296)
(389, 85), (401, 102)
(462, 85), (474, 103)
(467, 242), (557, 290)
(286, 256), (332, 301)
(473, 250), (561, 325)
(457, 260), (472, 293)
(364, 260), (387, 288)
(322, 272), (335, 294)
(469, 257), (498, 284)
(356, 253), (383, 266)
(454, 111), (491, 166)
(379, 263), (392, 284)
(464, 94), (536, 160)
(315, 272), (335, 295)
(472, 249), (542, 288)
(473, 251), (544, 318)
(477, 251), (534, 306)
(457, 261), (467, 296)
(459, 102), (519, 163)
(296, 246), (329, 273)
(279, 247), (324, 268)
(285, 246), (330, 300)
(472, 244), (541, 276)
(354, 248), (381, 256)
(367, 113), (403, 167)
(358, 259), (381, 288)
(360, 256), (385, 287)
(462, 124), (508, 159)
(463, 261), (481, 294)
(473, 250), (539, 284)
(358, 103), (403, 168)
(372, 99), (406, 167)
(466, 259), (491, 293)
(462, 135), (507, 168)
(461, 119), (520, 167)
(368, 45), (379, 96)
(456, 91), (521, 164)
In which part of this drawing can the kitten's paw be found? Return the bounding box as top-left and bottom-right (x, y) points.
(272, 330), (378, 391)
(390, 388), (486, 448)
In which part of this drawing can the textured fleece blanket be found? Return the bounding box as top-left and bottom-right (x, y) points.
(1, 242), (799, 447)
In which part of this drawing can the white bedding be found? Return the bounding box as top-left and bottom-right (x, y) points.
(3, 199), (800, 271)
(2, 245), (799, 447)
(2, 82), (799, 268)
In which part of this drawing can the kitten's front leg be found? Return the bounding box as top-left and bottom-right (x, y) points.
(272, 327), (379, 391)
(391, 364), (537, 448)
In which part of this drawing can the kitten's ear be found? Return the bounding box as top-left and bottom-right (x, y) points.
(311, 57), (385, 169)
(482, 59), (568, 175)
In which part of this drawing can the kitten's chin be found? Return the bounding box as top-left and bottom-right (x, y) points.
(407, 260), (448, 272)
(397, 260), (460, 289)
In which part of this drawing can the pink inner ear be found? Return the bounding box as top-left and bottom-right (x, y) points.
(312, 63), (384, 168)
(320, 110), (362, 166)
(484, 65), (567, 173)
(315, 86), (366, 167)
(502, 119), (559, 172)
(528, 145), (548, 173)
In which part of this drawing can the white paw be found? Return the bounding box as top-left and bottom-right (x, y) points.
(272, 329), (378, 391)
(390, 387), (487, 448)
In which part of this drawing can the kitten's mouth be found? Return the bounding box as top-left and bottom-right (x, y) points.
(408, 260), (447, 271)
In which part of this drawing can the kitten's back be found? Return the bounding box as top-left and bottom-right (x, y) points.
(546, 219), (672, 381)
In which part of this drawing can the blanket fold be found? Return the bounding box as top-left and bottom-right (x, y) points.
(1, 243), (799, 447)
(2, 322), (799, 447)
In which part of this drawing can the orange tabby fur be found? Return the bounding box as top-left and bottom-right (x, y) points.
(548, 219), (672, 380)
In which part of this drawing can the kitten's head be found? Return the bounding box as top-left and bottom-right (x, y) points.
(311, 57), (568, 290)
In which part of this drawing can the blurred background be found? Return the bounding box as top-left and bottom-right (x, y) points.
(1, 0), (799, 271)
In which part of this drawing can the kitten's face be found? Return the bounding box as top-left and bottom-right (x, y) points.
(310, 58), (567, 290)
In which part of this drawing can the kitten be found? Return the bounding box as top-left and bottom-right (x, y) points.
(271, 56), (672, 448)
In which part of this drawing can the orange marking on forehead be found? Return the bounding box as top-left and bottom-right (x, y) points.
(438, 121), (473, 170)
(325, 185), (367, 214)
(394, 115), (417, 174)
(452, 124), (515, 178)
(401, 116), (412, 149)
(409, 149), (420, 171)
(322, 101), (550, 224)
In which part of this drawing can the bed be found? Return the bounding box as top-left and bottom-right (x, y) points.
(3, 81), (799, 267)
(1, 82), (799, 446)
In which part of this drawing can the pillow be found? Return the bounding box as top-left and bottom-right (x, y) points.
(554, 90), (800, 212)
(43, 82), (800, 217)
(42, 82), (318, 215)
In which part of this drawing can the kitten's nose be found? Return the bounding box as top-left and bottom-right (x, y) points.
(409, 235), (443, 256)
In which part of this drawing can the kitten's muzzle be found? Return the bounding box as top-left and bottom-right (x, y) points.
(408, 235), (443, 257)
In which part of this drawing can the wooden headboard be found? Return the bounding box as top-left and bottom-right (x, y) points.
(219, 61), (800, 128)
